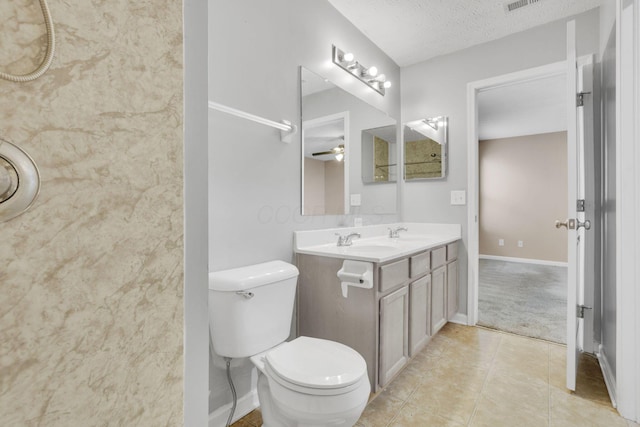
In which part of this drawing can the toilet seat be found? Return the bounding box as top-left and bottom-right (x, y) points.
(263, 336), (368, 395)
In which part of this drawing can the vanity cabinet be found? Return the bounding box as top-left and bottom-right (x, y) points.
(409, 275), (431, 357)
(447, 260), (459, 320)
(430, 246), (448, 335)
(430, 266), (447, 335)
(379, 286), (409, 386)
(296, 239), (460, 391)
(446, 242), (459, 320)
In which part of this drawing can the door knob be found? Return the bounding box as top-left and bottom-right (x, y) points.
(555, 219), (576, 229)
(555, 218), (590, 230)
(577, 219), (591, 230)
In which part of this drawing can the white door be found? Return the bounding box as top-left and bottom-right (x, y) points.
(563, 20), (592, 391)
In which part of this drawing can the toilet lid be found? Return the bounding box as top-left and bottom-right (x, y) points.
(265, 336), (367, 389)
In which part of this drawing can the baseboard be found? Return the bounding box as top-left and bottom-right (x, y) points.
(449, 313), (468, 325)
(597, 344), (617, 408)
(209, 390), (259, 427)
(479, 254), (568, 267)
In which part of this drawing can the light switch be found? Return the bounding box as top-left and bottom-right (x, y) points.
(350, 194), (361, 206)
(450, 190), (466, 205)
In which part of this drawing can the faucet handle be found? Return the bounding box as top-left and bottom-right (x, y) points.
(336, 232), (360, 246)
(389, 226), (408, 238)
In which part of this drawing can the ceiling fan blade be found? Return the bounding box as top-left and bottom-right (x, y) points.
(312, 144), (344, 156)
(312, 150), (334, 156)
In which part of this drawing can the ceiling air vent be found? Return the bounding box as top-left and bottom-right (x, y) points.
(506, 0), (541, 13)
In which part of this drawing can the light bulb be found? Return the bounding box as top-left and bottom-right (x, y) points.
(343, 52), (354, 62)
(383, 80), (391, 89)
(335, 153), (344, 161)
(367, 66), (378, 77)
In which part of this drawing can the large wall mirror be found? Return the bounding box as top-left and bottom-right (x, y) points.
(301, 67), (397, 215)
(404, 116), (448, 180)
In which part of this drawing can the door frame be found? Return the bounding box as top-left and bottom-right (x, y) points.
(466, 60), (566, 325)
(615, 0), (640, 421)
(301, 111), (350, 215)
(466, 58), (595, 355)
(183, 0), (210, 425)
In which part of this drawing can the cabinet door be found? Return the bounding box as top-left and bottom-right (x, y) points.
(379, 286), (409, 386)
(447, 259), (459, 320)
(431, 266), (447, 335)
(409, 275), (431, 356)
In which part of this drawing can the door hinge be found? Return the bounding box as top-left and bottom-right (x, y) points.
(577, 305), (593, 319)
(577, 199), (585, 212)
(577, 91), (591, 107)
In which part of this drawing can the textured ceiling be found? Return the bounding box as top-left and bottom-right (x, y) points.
(328, 0), (603, 66)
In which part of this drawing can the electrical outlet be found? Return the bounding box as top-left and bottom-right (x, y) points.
(350, 194), (361, 206)
(498, 239), (504, 246)
(518, 240), (524, 248)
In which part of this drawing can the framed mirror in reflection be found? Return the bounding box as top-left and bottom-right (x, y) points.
(301, 67), (397, 215)
(404, 116), (448, 180)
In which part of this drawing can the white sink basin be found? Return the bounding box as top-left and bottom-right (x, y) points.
(391, 235), (441, 242)
(345, 244), (398, 253)
(294, 223), (462, 263)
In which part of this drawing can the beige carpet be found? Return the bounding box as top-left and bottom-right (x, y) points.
(478, 258), (567, 344)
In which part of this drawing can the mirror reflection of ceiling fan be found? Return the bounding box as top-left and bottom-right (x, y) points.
(309, 134), (345, 161)
(312, 143), (344, 156)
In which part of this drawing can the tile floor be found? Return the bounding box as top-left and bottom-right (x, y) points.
(232, 323), (639, 427)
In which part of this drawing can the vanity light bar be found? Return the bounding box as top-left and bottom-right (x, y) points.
(332, 45), (390, 96)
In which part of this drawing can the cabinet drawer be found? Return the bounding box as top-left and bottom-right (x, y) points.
(410, 251), (430, 278)
(431, 246), (446, 269)
(379, 259), (409, 292)
(447, 242), (458, 261)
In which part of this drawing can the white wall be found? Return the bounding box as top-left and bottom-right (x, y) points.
(479, 132), (568, 263)
(401, 8), (601, 316)
(208, 0), (400, 422)
(303, 157), (327, 214)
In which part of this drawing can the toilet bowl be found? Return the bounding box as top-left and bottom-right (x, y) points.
(250, 336), (370, 427)
(209, 261), (370, 426)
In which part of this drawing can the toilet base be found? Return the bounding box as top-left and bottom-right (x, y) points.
(255, 370), (369, 427)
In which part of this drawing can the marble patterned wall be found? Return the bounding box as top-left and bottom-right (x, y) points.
(0, 1), (184, 425)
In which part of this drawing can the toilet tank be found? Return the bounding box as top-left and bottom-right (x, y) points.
(208, 260), (299, 358)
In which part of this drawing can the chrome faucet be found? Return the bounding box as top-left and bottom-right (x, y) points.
(388, 226), (408, 238)
(335, 232), (361, 246)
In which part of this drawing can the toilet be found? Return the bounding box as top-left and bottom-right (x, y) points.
(209, 260), (370, 427)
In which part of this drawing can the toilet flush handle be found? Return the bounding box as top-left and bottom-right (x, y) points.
(236, 291), (254, 299)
